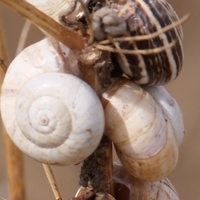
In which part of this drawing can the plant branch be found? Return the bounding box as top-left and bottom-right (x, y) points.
(0, 16), (25, 200)
(42, 164), (63, 200)
(76, 52), (115, 199)
(0, 0), (84, 51)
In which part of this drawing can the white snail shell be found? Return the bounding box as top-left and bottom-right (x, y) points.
(1, 38), (105, 165)
(113, 160), (180, 200)
(144, 86), (184, 146)
(102, 78), (183, 181)
(25, 0), (81, 22)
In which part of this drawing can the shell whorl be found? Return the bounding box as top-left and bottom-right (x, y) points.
(1, 38), (105, 165)
(102, 78), (183, 181)
(88, 0), (184, 86)
(115, 0), (183, 85)
(144, 85), (185, 145)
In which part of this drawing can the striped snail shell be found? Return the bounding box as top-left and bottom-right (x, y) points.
(1, 37), (105, 165)
(102, 78), (184, 181)
(113, 160), (180, 200)
(90, 0), (184, 85)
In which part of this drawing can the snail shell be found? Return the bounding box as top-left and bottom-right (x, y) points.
(113, 160), (180, 200)
(102, 78), (184, 181)
(144, 86), (184, 146)
(90, 0), (184, 85)
(25, 0), (81, 22)
(1, 38), (105, 165)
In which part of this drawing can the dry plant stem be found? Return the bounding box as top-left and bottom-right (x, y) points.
(78, 61), (114, 198)
(0, 15), (25, 200)
(0, 196), (7, 200)
(15, 19), (31, 56)
(0, 0), (84, 51)
(79, 136), (113, 193)
(42, 164), (63, 200)
(0, 59), (7, 72)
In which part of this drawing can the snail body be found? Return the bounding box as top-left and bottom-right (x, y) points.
(102, 78), (184, 181)
(1, 38), (105, 165)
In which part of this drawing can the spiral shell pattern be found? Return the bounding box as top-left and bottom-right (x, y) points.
(114, 0), (184, 85)
(89, 0), (184, 85)
(102, 78), (183, 181)
(1, 38), (105, 165)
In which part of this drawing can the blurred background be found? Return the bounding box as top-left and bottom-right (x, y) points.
(0, 0), (200, 199)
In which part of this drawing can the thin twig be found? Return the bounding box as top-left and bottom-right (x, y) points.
(77, 54), (114, 198)
(15, 19), (31, 55)
(95, 39), (176, 55)
(42, 164), (63, 200)
(0, 58), (7, 72)
(0, 14), (8, 69)
(99, 13), (191, 45)
(0, 0), (84, 51)
(0, 14), (26, 200)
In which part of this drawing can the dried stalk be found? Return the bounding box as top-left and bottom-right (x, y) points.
(0, 16), (25, 200)
(42, 164), (63, 200)
(0, 15), (8, 69)
(0, 0), (84, 51)
(0, 196), (7, 200)
(77, 57), (114, 199)
(15, 19), (31, 56)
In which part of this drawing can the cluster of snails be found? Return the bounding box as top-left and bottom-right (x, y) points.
(1, 0), (186, 199)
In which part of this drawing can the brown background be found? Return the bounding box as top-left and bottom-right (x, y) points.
(0, 0), (200, 199)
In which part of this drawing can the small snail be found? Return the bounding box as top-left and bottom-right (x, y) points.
(102, 78), (184, 181)
(1, 37), (105, 165)
(58, 0), (186, 86)
(113, 160), (180, 200)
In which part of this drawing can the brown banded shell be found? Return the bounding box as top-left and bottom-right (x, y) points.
(113, 0), (183, 85)
(90, 0), (184, 86)
(113, 160), (180, 200)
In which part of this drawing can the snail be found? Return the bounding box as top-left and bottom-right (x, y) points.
(102, 77), (184, 181)
(25, 0), (188, 87)
(113, 160), (180, 200)
(58, 0), (187, 86)
(143, 85), (184, 146)
(0, 37), (105, 165)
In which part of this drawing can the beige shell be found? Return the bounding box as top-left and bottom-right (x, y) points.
(102, 78), (183, 181)
(144, 86), (184, 146)
(1, 38), (105, 165)
(113, 160), (180, 200)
